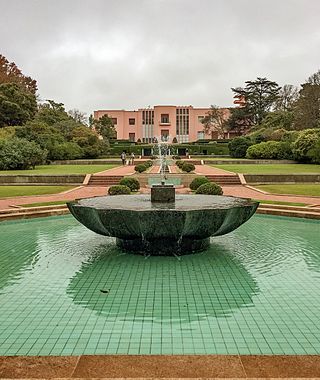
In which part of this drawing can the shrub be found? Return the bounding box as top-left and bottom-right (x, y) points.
(307, 140), (320, 164)
(144, 160), (153, 167)
(0, 137), (47, 170)
(246, 141), (293, 160)
(189, 176), (209, 190)
(108, 185), (131, 195)
(181, 162), (195, 172)
(292, 128), (320, 162)
(172, 155), (181, 160)
(176, 160), (184, 168)
(195, 182), (223, 195)
(119, 177), (140, 191)
(135, 163), (148, 173)
(228, 137), (252, 158)
(50, 142), (83, 160)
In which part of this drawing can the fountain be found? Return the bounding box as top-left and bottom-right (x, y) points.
(68, 136), (258, 255)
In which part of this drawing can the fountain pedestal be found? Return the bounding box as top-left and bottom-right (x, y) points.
(151, 184), (175, 203)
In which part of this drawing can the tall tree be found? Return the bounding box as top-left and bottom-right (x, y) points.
(94, 115), (116, 141)
(0, 83), (37, 127)
(0, 54), (37, 94)
(294, 69), (320, 130)
(275, 84), (299, 112)
(232, 77), (281, 125)
(201, 105), (229, 139)
(68, 108), (87, 124)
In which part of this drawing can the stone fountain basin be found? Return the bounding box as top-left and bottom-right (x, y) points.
(67, 195), (259, 255)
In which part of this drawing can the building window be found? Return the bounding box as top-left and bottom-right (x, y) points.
(129, 118), (135, 125)
(197, 131), (205, 140)
(198, 116), (204, 122)
(129, 133), (135, 142)
(161, 114), (169, 123)
(111, 118), (117, 125)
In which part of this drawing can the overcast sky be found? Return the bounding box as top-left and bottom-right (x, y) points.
(1, 0), (319, 116)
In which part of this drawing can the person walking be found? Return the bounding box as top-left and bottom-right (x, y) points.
(121, 151), (126, 166)
(130, 152), (135, 166)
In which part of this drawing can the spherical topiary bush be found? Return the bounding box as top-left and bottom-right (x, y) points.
(144, 160), (153, 167)
(181, 162), (195, 173)
(135, 164), (147, 173)
(108, 185), (131, 195)
(176, 160), (184, 168)
(119, 177), (140, 191)
(195, 182), (223, 195)
(189, 176), (209, 191)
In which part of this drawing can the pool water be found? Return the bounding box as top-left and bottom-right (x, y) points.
(0, 214), (319, 356)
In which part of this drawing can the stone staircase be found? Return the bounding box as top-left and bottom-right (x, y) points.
(87, 175), (124, 186)
(206, 174), (241, 185)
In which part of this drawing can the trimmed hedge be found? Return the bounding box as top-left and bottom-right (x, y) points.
(119, 177), (140, 191)
(108, 185), (131, 195)
(189, 176), (209, 190)
(228, 137), (252, 158)
(246, 141), (293, 160)
(135, 164), (148, 173)
(195, 182), (223, 195)
(181, 162), (195, 172)
(176, 160), (184, 169)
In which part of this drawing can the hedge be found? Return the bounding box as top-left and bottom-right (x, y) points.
(195, 182), (223, 195)
(189, 176), (209, 190)
(119, 177), (140, 191)
(108, 185), (131, 195)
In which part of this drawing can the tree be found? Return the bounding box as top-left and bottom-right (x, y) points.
(226, 107), (253, 134)
(232, 77), (281, 125)
(294, 70), (320, 130)
(292, 128), (320, 162)
(0, 83), (37, 127)
(201, 105), (228, 139)
(94, 115), (116, 141)
(260, 111), (294, 131)
(0, 137), (47, 170)
(228, 137), (252, 158)
(0, 54), (37, 94)
(275, 84), (299, 112)
(68, 108), (87, 124)
(35, 100), (71, 126)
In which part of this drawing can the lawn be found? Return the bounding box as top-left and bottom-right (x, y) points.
(0, 186), (75, 198)
(21, 200), (68, 207)
(211, 164), (320, 174)
(255, 184), (320, 197)
(254, 199), (307, 206)
(0, 164), (118, 175)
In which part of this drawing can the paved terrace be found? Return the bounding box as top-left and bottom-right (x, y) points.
(0, 164), (319, 210)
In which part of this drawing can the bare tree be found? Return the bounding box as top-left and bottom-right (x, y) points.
(275, 84), (299, 111)
(68, 109), (87, 125)
(201, 105), (228, 139)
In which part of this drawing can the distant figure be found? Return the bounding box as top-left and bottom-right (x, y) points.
(130, 152), (135, 165)
(121, 151), (126, 166)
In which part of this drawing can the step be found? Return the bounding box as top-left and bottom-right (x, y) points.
(257, 207), (320, 220)
(0, 204), (67, 214)
(0, 208), (69, 221)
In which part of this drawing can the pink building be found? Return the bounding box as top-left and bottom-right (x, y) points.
(94, 105), (232, 143)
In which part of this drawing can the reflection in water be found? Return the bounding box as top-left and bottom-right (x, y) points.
(67, 246), (259, 322)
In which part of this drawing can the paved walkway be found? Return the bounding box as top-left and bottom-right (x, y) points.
(195, 164), (235, 176)
(95, 165), (135, 176)
(1, 163), (320, 210)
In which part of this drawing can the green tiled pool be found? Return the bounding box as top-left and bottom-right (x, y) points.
(0, 214), (320, 356)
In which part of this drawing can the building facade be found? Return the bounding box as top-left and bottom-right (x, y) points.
(94, 105), (232, 143)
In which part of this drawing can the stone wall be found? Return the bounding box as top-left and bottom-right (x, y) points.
(0, 175), (85, 185)
(245, 174), (320, 183)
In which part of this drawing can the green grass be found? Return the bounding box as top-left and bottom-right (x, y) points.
(21, 200), (68, 207)
(255, 184), (320, 197)
(0, 164), (118, 175)
(0, 186), (75, 198)
(211, 164), (320, 174)
(254, 199), (307, 206)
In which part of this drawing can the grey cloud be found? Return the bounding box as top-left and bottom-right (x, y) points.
(0, 0), (319, 115)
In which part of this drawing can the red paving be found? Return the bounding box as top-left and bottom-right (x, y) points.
(94, 165), (135, 176)
(195, 164), (235, 176)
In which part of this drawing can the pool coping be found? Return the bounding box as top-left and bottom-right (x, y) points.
(1, 354), (320, 378)
(1, 203), (320, 221)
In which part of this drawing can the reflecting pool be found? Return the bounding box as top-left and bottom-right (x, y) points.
(0, 214), (319, 355)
